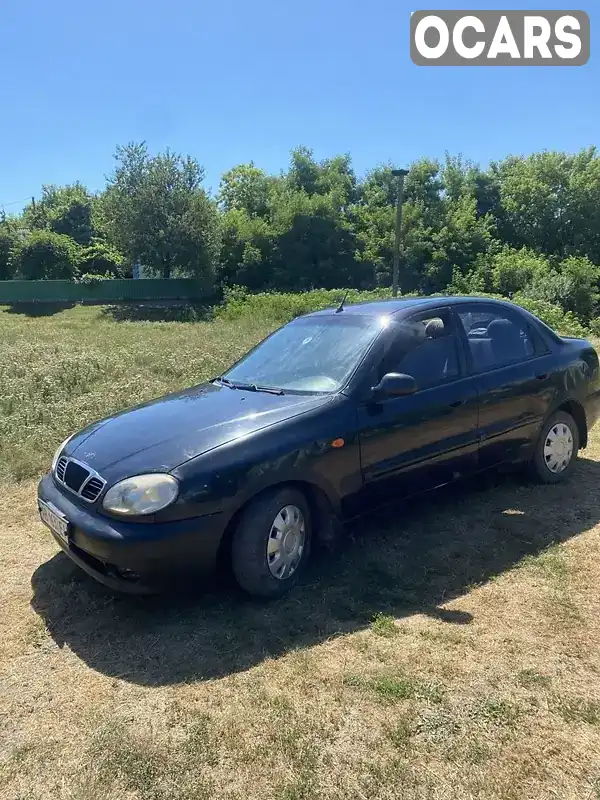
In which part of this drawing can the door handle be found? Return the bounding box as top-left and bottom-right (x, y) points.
(536, 373), (548, 380)
(449, 399), (465, 408)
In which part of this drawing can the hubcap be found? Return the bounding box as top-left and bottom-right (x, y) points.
(267, 504), (306, 580)
(543, 422), (574, 474)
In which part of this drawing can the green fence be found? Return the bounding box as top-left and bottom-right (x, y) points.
(0, 279), (215, 304)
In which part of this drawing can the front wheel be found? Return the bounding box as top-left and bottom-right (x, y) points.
(231, 487), (312, 598)
(529, 411), (579, 484)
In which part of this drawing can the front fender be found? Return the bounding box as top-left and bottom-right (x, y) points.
(220, 455), (346, 519)
(162, 397), (361, 523)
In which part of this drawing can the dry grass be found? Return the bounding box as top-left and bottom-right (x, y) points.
(1, 304), (600, 799)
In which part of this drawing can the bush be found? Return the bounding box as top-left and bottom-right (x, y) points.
(520, 256), (600, 323)
(491, 247), (550, 296)
(0, 227), (18, 280)
(453, 291), (589, 338)
(452, 247), (550, 297)
(75, 272), (113, 285)
(11, 229), (82, 280)
(216, 286), (399, 324)
(512, 295), (589, 338)
(217, 286), (589, 339)
(79, 239), (125, 277)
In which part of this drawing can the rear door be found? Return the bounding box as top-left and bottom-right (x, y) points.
(454, 303), (559, 468)
(356, 306), (480, 507)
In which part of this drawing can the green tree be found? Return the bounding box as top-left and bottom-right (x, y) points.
(218, 163), (273, 218)
(286, 146), (322, 196)
(424, 195), (496, 293)
(352, 164), (406, 288)
(521, 255), (600, 322)
(441, 154), (502, 220)
(566, 148), (600, 265)
(23, 183), (95, 246)
(494, 148), (600, 263)
(79, 239), (126, 277)
(11, 230), (82, 280)
(270, 190), (369, 290)
(9, 143), (600, 324)
(0, 222), (21, 280)
(218, 209), (275, 289)
(100, 142), (220, 279)
(353, 159), (448, 292)
(218, 148), (363, 291)
(491, 246), (550, 295)
(456, 246), (550, 296)
(286, 147), (358, 207)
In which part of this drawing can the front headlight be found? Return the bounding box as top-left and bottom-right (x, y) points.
(51, 434), (74, 473)
(102, 474), (179, 516)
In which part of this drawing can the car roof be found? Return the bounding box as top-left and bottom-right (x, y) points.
(304, 295), (520, 320)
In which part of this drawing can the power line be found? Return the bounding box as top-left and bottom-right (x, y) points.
(0, 196), (31, 209)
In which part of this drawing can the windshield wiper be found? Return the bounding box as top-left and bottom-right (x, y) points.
(249, 384), (285, 395)
(212, 376), (236, 388)
(212, 377), (284, 395)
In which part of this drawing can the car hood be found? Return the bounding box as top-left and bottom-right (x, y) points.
(66, 382), (333, 481)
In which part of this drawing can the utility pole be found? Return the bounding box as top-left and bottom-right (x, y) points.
(391, 168), (409, 297)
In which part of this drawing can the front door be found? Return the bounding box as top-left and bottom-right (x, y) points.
(453, 303), (559, 468)
(357, 307), (480, 508)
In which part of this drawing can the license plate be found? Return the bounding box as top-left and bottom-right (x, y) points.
(39, 500), (70, 544)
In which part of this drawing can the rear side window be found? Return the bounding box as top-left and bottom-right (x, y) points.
(457, 306), (540, 373)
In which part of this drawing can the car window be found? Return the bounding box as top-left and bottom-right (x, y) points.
(223, 315), (384, 393)
(383, 311), (460, 391)
(457, 307), (537, 372)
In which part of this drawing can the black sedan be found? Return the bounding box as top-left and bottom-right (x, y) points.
(38, 296), (600, 597)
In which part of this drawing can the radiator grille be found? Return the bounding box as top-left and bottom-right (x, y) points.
(54, 457), (106, 503)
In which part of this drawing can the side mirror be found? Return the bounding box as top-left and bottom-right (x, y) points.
(371, 372), (418, 401)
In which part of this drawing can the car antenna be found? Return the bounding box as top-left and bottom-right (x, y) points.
(335, 291), (349, 313)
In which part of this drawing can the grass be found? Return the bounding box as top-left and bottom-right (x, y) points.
(0, 303), (276, 482)
(344, 672), (445, 704)
(555, 697), (600, 725)
(2, 302), (600, 799)
(371, 613), (398, 638)
(517, 668), (552, 689)
(469, 697), (522, 728)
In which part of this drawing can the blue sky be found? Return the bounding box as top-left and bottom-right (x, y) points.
(0, 0), (596, 210)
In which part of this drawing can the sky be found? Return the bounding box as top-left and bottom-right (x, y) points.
(0, 0), (597, 211)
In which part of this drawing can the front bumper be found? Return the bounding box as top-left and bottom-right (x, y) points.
(37, 473), (228, 594)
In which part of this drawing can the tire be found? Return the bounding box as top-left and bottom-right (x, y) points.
(529, 411), (579, 484)
(231, 487), (312, 598)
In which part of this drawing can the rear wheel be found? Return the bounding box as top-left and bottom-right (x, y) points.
(529, 411), (579, 484)
(231, 487), (311, 598)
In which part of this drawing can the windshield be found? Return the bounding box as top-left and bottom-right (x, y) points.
(222, 315), (384, 393)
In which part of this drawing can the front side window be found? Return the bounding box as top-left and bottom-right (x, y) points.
(383, 311), (460, 390)
(223, 315), (385, 393)
(457, 306), (537, 372)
